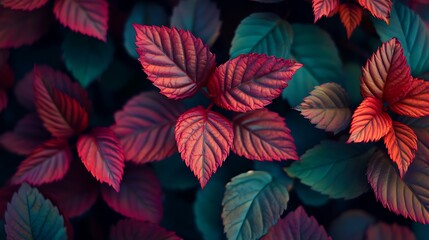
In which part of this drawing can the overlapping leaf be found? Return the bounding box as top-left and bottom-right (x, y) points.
(208, 53), (301, 112)
(232, 108), (297, 161)
(357, 0), (392, 23)
(77, 127), (125, 192)
(389, 79), (429, 118)
(113, 92), (185, 163)
(11, 139), (72, 186)
(312, 0), (340, 22)
(53, 0), (108, 41)
(401, 116), (429, 158)
(0, 0), (48, 10)
(14, 65), (47, 111)
(298, 82), (351, 134)
(339, 3), (363, 38)
(222, 171), (289, 240)
(329, 210), (375, 240)
(110, 219), (182, 240)
(134, 25), (216, 99)
(175, 107), (233, 188)
(262, 206), (331, 240)
(101, 165), (163, 223)
(366, 222), (415, 240)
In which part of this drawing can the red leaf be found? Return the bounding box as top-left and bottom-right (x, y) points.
(11, 139), (72, 185)
(53, 0), (108, 41)
(77, 127), (125, 192)
(312, 0), (340, 22)
(361, 38), (412, 104)
(366, 222), (415, 240)
(113, 92), (185, 164)
(339, 3), (363, 38)
(34, 66), (90, 138)
(232, 108), (298, 161)
(0, 113), (50, 155)
(208, 53), (302, 112)
(110, 220), (182, 240)
(134, 25), (216, 100)
(348, 97), (392, 143)
(389, 79), (429, 118)
(1, 0), (48, 11)
(101, 164), (163, 223)
(383, 121), (417, 178)
(0, 6), (51, 48)
(357, 0), (392, 23)
(175, 106), (233, 188)
(0, 89), (7, 112)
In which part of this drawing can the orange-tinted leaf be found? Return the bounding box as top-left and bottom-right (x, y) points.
(175, 106), (233, 188)
(361, 38), (412, 103)
(232, 108), (297, 161)
(348, 97), (392, 143)
(208, 53), (301, 112)
(312, 0), (340, 22)
(383, 121), (417, 178)
(357, 0), (392, 23)
(1, 0), (48, 11)
(11, 139), (72, 185)
(390, 79), (429, 118)
(339, 3), (363, 38)
(298, 82), (351, 134)
(366, 222), (415, 240)
(134, 25), (216, 100)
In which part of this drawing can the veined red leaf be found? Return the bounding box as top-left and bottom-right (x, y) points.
(53, 0), (108, 41)
(175, 107), (233, 188)
(0, 113), (50, 155)
(366, 222), (415, 240)
(357, 0), (392, 23)
(0, 0), (48, 11)
(110, 220), (182, 240)
(11, 139), (72, 186)
(298, 82), (351, 134)
(390, 79), (429, 118)
(34, 66), (90, 138)
(361, 38), (412, 103)
(262, 206), (331, 240)
(383, 121), (417, 178)
(134, 25), (216, 100)
(101, 165), (163, 223)
(312, 0), (340, 22)
(0, 6), (51, 48)
(339, 3), (363, 38)
(348, 97), (392, 143)
(77, 127), (125, 192)
(208, 53), (302, 112)
(232, 108), (297, 161)
(113, 92), (185, 164)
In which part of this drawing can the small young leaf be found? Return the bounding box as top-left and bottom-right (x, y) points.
(110, 219), (182, 240)
(175, 106), (233, 188)
(298, 82), (351, 134)
(5, 184), (67, 240)
(101, 165), (163, 223)
(339, 3), (363, 38)
(312, 0), (340, 22)
(77, 127), (125, 192)
(357, 0), (392, 23)
(208, 53), (301, 112)
(134, 25), (216, 100)
(366, 222), (415, 240)
(53, 0), (108, 41)
(11, 139), (72, 186)
(222, 171), (289, 240)
(329, 210), (375, 240)
(262, 206), (331, 240)
(389, 79), (429, 118)
(232, 108), (298, 161)
(0, 0), (48, 11)
(348, 97), (392, 143)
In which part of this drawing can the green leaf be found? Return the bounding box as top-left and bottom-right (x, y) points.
(373, 1), (429, 77)
(222, 171), (289, 240)
(342, 63), (363, 107)
(62, 32), (114, 87)
(282, 24), (342, 107)
(293, 180), (329, 207)
(124, 2), (167, 58)
(253, 161), (293, 188)
(4, 183), (67, 240)
(329, 210), (375, 240)
(229, 12), (292, 59)
(412, 222), (429, 240)
(286, 140), (375, 199)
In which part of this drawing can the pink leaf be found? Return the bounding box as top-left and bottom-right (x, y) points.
(101, 164), (163, 223)
(232, 108), (298, 161)
(207, 53), (302, 112)
(134, 25), (216, 100)
(358, 0), (392, 23)
(175, 106), (233, 188)
(110, 219), (182, 240)
(366, 222), (415, 240)
(53, 0), (108, 41)
(77, 127), (125, 192)
(312, 0), (340, 22)
(0, 0), (48, 11)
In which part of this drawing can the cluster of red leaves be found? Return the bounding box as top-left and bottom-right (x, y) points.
(348, 38), (429, 178)
(312, 0), (392, 37)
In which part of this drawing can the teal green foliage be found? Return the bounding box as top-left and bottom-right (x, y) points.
(293, 180), (329, 207)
